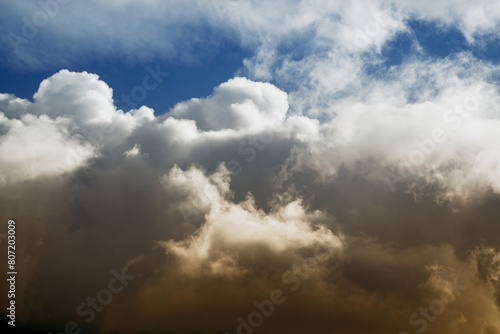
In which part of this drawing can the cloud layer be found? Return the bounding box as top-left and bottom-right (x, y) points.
(1, 1), (500, 333)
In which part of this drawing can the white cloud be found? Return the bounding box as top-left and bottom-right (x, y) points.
(32, 69), (115, 123)
(0, 112), (95, 183)
(170, 77), (288, 131)
(1, 56), (500, 200)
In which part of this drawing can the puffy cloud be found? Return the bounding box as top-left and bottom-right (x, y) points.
(32, 69), (115, 123)
(0, 70), (125, 184)
(160, 164), (342, 277)
(3, 1), (500, 333)
(0, 112), (95, 183)
(2, 50), (500, 334)
(170, 77), (288, 131)
(1, 65), (499, 333)
(274, 53), (500, 203)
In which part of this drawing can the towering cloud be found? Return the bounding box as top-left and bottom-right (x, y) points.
(1, 1), (500, 333)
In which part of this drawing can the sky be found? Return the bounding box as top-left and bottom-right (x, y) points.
(1, 1), (500, 334)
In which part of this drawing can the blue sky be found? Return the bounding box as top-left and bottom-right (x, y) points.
(0, 30), (250, 115)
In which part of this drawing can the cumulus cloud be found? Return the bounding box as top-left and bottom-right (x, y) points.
(170, 77), (288, 131)
(2, 1), (500, 333)
(1, 64), (499, 333)
(0, 112), (94, 183)
(160, 164), (342, 277)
